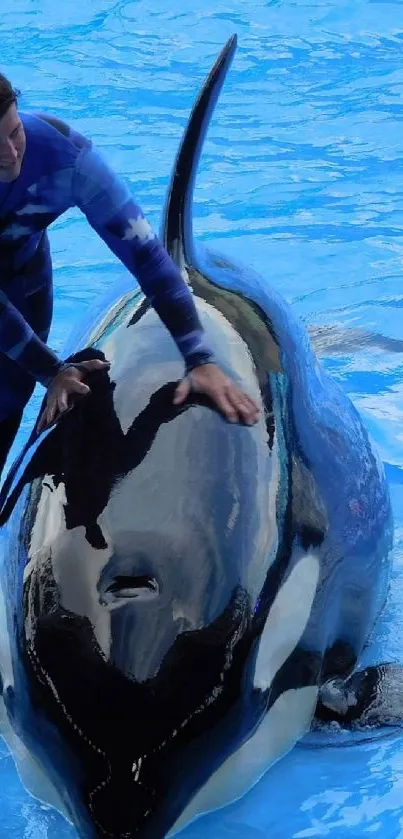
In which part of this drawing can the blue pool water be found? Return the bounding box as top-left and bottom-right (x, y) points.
(2, 0), (403, 836)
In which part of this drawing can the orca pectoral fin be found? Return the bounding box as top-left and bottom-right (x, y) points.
(316, 663), (403, 728)
(308, 325), (403, 357)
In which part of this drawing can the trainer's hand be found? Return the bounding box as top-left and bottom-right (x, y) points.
(173, 363), (260, 426)
(37, 359), (110, 433)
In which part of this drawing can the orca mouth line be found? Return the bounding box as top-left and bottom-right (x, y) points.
(26, 636), (235, 838)
(25, 590), (251, 837)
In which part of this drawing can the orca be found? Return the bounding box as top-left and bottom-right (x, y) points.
(0, 34), (398, 839)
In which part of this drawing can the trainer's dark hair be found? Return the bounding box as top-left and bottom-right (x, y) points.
(0, 73), (20, 120)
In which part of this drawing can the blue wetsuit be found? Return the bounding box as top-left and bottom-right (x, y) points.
(0, 112), (214, 424)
